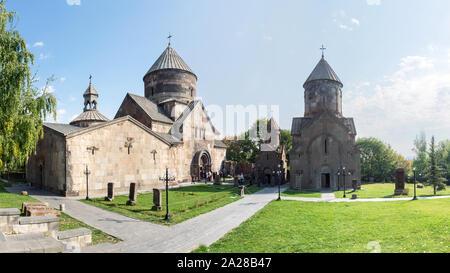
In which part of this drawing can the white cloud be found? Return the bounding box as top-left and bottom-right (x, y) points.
(57, 109), (67, 115)
(351, 18), (360, 25)
(66, 0), (81, 6)
(367, 0), (381, 5)
(332, 10), (359, 31)
(33, 42), (44, 47)
(345, 53), (450, 157)
(41, 85), (55, 94)
(339, 24), (353, 31)
(263, 35), (273, 41)
(60, 77), (66, 82)
(39, 53), (50, 60)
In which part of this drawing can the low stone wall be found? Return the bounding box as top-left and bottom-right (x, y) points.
(13, 215), (59, 236)
(56, 228), (92, 249)
(0, 208), (21, 234)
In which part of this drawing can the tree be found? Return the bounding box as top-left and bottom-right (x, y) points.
(0, 0), (57, 172)
(425, 136), (446, 195)
(280, 129), (292, 166)
(411, 132), (429, 183)
(436, 140), (450, 185)
(356, 137), (408, 182)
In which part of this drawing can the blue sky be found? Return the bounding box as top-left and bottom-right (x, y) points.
(5, 0), (450, 157)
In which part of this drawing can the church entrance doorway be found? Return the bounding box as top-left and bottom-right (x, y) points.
(321, 173), (330, 188)
(192, 150), (212, 182)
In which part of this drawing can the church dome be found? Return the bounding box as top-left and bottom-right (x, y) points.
(304, 57), (343, 88)
(144, 44), (196, 78)
(143, 42), (197, 106)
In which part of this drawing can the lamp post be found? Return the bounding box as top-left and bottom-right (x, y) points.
(342, 166), (347, 198)
(277, 164), (282, 201)
(337, 169), (341, 191)
(159, 168), (176, 220)
(84, 165), (91, 200)
(413, 168), (417, 200)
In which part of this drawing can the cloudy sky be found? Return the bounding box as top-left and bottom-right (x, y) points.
(6, 0), (450, 157)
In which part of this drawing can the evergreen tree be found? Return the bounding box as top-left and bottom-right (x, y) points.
(426, 136), (446, 195)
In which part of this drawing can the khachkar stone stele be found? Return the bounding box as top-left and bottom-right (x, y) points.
(126, 183), (138, 206)
(105, 183), (114, 202)
(394, 168), (408, 195)
(152, 189), (162, 211)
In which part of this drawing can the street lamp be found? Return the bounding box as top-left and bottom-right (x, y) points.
(413, 167), (417, 200)
(159, 168), (176, 220)
(84, 165), (91, 200)
(277, 164), (282, 201)
(341, 167), (351, 198)
(336, 169), (341, 191)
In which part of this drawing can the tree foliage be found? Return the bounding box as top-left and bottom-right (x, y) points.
(356, 137), (410, 182)
(411, 132), (429, 182)
(224, 119), (292, 164)
(425, 136), (446, 194)
(0, 0), (57, 171)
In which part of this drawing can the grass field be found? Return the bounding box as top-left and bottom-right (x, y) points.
(333, 183), (450, 199)
(82, 184), (262, 225)
(0, 182), (118, 244)
(194, 199), (450, 253)
(281, 189), (322, 198)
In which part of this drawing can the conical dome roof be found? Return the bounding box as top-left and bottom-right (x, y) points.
(304, 57), (342, 87)
(145, 44), (195, 77)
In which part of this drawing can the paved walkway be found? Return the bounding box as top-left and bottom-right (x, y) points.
(6, 184), (287, 253)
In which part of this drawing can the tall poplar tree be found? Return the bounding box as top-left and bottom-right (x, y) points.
(426, 136), (446, 195)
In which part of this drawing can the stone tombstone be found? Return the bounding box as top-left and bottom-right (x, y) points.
(351, 194), (357, 200)
(239, 186), (245, 197)
(126, 183), (137, 206)
(152, 188), (162, 211)
(214, 174), (221, 185)
(105, 183), (114, 202)
(352, 179), (359, 191)
(394, 168), (406, 195)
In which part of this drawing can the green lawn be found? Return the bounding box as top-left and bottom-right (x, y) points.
(82, 184), (262, 225)
(333, 183), (450, 199)
(0, 182), (118, 245)
(281, 189), (322, 198)
(194, 199), (450, 253)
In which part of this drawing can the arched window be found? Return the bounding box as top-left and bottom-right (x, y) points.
(324, 138), (328, 154)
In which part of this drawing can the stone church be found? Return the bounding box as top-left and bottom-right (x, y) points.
(26, 42), (227, 197)
(289, 53), (360, 190)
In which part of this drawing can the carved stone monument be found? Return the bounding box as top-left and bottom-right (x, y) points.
(105, 183), (114, 202)
(394, 168), (406, 195)
(152, 188), (162, 211)
(126, 183), (137, 206)
(239, 186), (245, 197)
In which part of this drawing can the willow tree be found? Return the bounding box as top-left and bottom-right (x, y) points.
(0, 0), (56, 172)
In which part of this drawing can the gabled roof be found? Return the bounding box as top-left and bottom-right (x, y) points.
(126, 93), (174, 124)
(304, 57), (342, 87)
(145, 45), (195, 77)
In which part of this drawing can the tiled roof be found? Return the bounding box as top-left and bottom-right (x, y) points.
(44, 123), (86, 136)
(214, 140), (227, 149)
(154, 132), (183, 145)
(127, 93), (174, 124)
(145, 45), (195, 76)
(70, 110), (109, 124)
(291, 118), (311, 135)
(304, 57), (342, 87)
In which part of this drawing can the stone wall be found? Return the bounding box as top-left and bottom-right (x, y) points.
(290, 110), (360, 190)
(144, 69), (197, 105)
(26, 128), (67, 195)
(65, 119), (182, 197)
